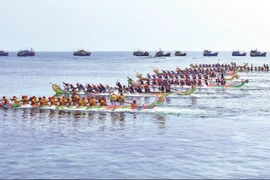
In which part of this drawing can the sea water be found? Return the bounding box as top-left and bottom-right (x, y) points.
(0, 51), (270, 178)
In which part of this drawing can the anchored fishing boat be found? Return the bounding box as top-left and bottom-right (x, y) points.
(155, 49), (171, 57)
(232, 50), (246, 56)
(133, 50), (149, 56)
(250, 49), (267, 57)
(17, 48), (35, 57)
(73, 49), (91, 56)
(203, 50), (218, 56)
(174, 51), (187, 56)
(0, 50), (9, 56)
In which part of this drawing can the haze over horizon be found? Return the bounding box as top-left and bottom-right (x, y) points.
(1, 0), (270, 51)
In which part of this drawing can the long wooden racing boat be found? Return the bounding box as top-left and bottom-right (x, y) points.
(51, 83), (196, 96)
(0, 94), (166, 111)
(128, 78), (248, 89)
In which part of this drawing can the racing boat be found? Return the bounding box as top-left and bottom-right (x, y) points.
(128, 77), (248, 89)
(0, 93), (166, 111)
(51, 83), (196, 96)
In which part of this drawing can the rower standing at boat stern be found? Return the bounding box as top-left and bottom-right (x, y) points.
(118, 93), (126, 106)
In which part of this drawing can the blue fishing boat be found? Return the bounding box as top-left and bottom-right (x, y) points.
(17, 48), (35, 57)
(232, 50), (246, 56)
(0, 50), (9, 56)
(73, 49), (91, 56)
(203, 50), (218, 56)
(250, 49), (267, 57)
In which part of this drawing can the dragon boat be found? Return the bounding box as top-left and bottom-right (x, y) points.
(51, 83), (196, 96)
(136, 73), (239, 82)
(0, 94), (166, 111)
(128, 77), (248, 89)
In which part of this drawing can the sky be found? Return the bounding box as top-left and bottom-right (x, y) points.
(1, 0), (270, 51)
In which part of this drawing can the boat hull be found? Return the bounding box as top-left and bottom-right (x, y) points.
(203, 52), (218, 56)
(175, 53), (187, 56)
(0, 53), (9, 56)
(73, 53), (91, 56)
(250, 53), (267, 57)
(17, 52), (35, 57)
(232, 52), (246, 56)
(155, 53), (171, 57)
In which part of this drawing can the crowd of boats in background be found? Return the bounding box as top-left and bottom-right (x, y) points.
(0, 48), (268, 57)
(0, 48), (92, 57)
(133, 49), (267, 57)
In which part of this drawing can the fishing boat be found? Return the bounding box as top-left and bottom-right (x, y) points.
(133, 50), (149, 56)
(73, 49), (91, 56)
(232, 50), (246, 56)
(154, 49), (171, 57)
(203, 50), (218, 56)
(17, 48), (35, 57)
(0, 50), (9, 56)
(174, 51), (187, 56)
(250, 49), (267, 57)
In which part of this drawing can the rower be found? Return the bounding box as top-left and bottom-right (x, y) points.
(2, 96), (10, 106)
(118, 93), (126, 106)
(131, 100), (138, 107)
(99, 97), (107, 106)
(221, 79), (226, 85)
(216, 77), (221, 85)
(110, 93), (118, 105)
(67, 98), (73, 107)
(99, 83), (106, 93)
(82, 97), (88, 106)
(58, 98), (65, 106)
(63, 82), (70, 91)
(22, 95), (29, 104)
(42, 96), (49, 105)
(89, 96), (97, 106)
(77, 98), (84, 107)
(128, 84), (134, 93)
(165, 83), (171, 92)
(144, 84), (150, 93)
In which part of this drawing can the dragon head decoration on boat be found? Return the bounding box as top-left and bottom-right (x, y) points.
(51, 83), (63, 94)
(153, 68), (159, 74)
(136, 73), (143, 79)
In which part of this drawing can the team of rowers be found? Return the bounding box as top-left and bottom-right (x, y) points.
(1, 93), (139, 108)
(190, 62), (239, 69)
(191, 62), (270, 72)
(55, 62), (252, 94)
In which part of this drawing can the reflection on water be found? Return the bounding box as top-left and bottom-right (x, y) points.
(154, 114), (166, 129)
(191, 97), (197, 105)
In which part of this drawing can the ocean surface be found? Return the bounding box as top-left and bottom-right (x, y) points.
(1, 51), (270, 179)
